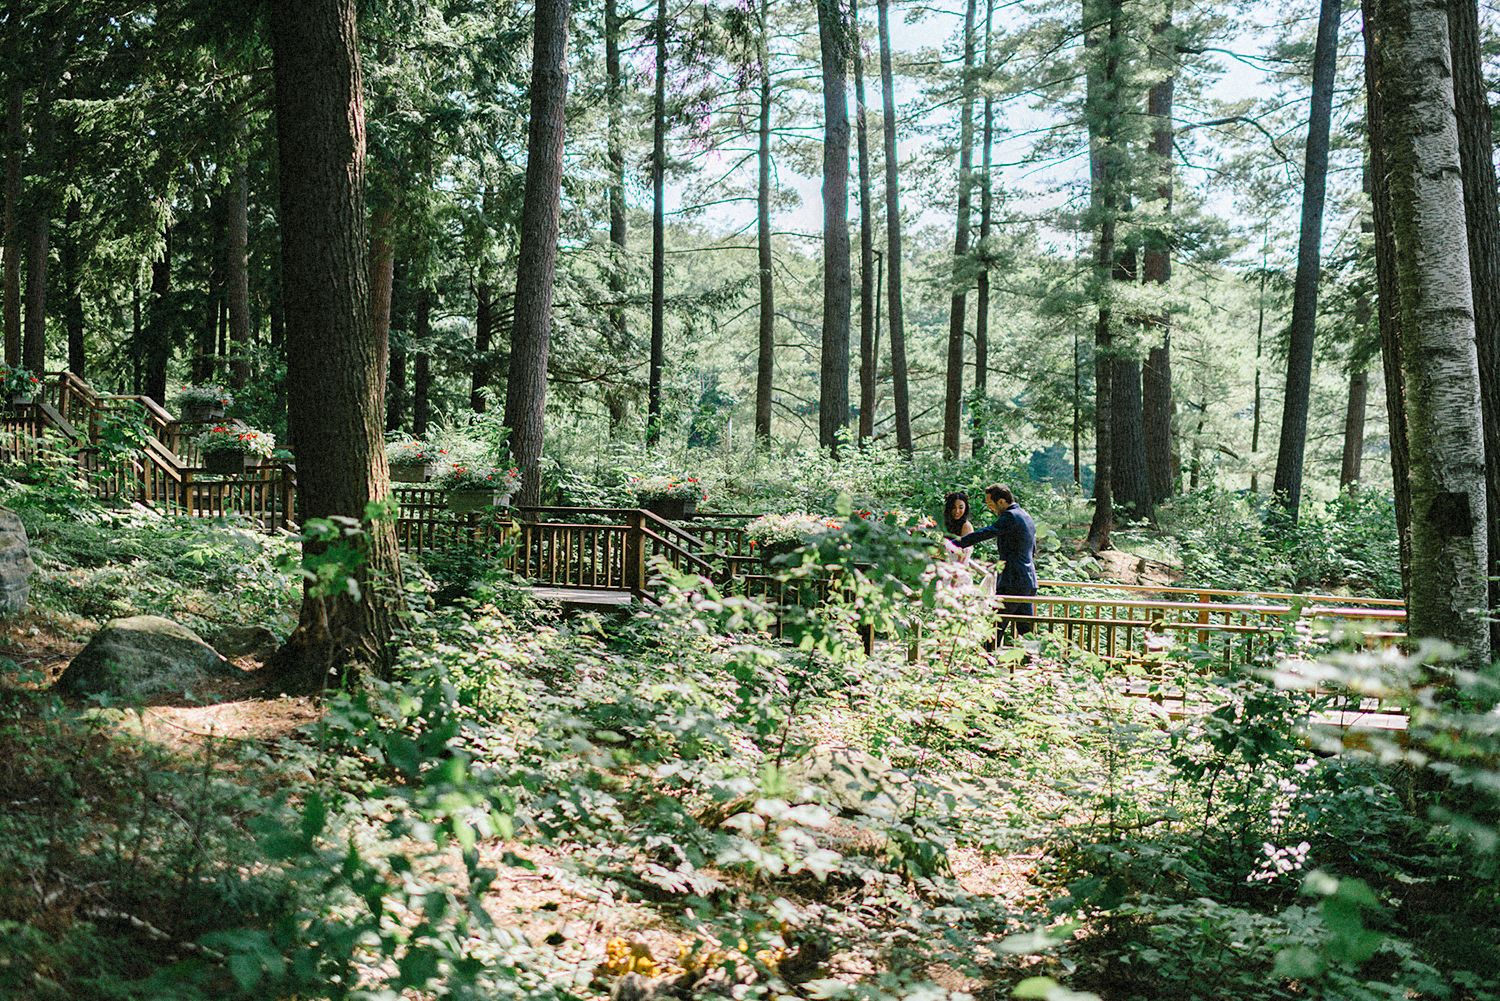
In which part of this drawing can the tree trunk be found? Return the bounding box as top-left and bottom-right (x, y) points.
(145, 228), (171, 406)
(942, 0), (977, 458)
(1271, 0), (1340, 520)
(876, 0), (912, 454)
(1449, 0), (1500, 650)
(1339, 367), (1367, 488)
(1112, 357), (1151, 521)
(754, 0), (775, 445)
(63, 195), (83, 377)
(647, 0), (666, 446)
(972, 0), (994, 458)
(606, 0), (631, 439)
(369, 199), (396, 402)
(472, 278), (494, 412)
(267, 0), (404, 691)
(853, 0), (876, 447)
(1084, 0), (1125, 552)
(21, 185), (48, 378)
(504, 0), (571, 503)
(194, 195), (224, 384)
(226, 159), (252, 390)
(817, 0), (852, 456)
(386, 342), (407, 431)
(1142, 9), (1174, 503)
(1372, 0), (1488, 668)
(4, 83), (20, 367)
(413, 286), (431, 437)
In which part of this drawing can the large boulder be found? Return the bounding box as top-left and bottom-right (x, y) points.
(57, 616), (239, 701)
(0, 506), (35, 615)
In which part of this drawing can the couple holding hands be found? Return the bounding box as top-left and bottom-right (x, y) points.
(942, 484), (1037, 641)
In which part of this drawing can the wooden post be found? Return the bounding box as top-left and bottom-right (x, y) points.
(625, 509), (647, 596)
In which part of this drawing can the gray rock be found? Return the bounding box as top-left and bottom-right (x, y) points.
(0, 506), (36, 616)
(211, 624), (280, 660)
(57, 615), (239, 701)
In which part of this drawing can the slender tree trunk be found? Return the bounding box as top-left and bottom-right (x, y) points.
(413, 286), (431, 437)
(606, 0), (632, 439)
(1113, 356), (1151, 521)
(194, 195), (224, 384)
(754, 0), (775, 445)
(1271, 0), (1340, 520)
(972, 0), (994, 458)
(227, 159), (252, 389)
(942, 0), (977, 458)
(1449, 0), (1500, 649)
(268, 0), (404, 689)
(473, 278), (494, 412)
(1142, 9), (1174, 503)
(853, 0), (876, 447)
(4, 83), (21, 367)
(369, 199), (396, 402)
(386, 341), (406, 431)
(63, 195), (83, 377)
(1085, 0), (1125, 552)
(1372, 0), (1488, 668)
(1340, 367), (1367, 488)
(647, 0), (666, 446)
(21, 186), (47, 378)
(504, 0), (571, 503)
(145, 228), (171, 405)
(1363, 0), (1413, 605)
(817, 0), (852, 456)
(876, 0), (912, 454)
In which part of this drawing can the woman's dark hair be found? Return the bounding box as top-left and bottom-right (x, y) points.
(943, 490), (971, 536)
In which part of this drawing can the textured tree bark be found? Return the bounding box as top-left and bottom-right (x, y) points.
(1112, 357), (1151, 521)
(267, 0), (404, 691)
(972, 0), (995, 459)
(504, 0), (570, 502)
(877, 0), (912, 454)
(1362, 0), (1413, 604)
(472, 278), (494, 413)
(754, 0), (775, 445)
(605, 0), (631, 439)
(144, 228), (171, 406)
(3, 83), (19, 367)
(1373, 0), (1488, 669)
(1141, 10), (1175, 503)
(63, 195), (83, 377)
(226, 159), (252, 390)
(1271, 0), (1340, 520)
(1339, 367), (1367, 489)
(1084, 0), (1124, 552)
(817, 0), (852, 456)
(853, 0), (876, 447)
(646, 0), (666, 446)
(1448, 0), (1500, 651)
(942, 0), (977, 459)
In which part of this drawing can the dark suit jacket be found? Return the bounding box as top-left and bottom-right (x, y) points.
(957, 503), (1038, 596)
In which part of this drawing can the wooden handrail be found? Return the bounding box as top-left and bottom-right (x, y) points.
(1038, 578), (1406, 608)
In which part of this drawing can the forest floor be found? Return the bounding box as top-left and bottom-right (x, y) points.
(0, 536), (1166, 996)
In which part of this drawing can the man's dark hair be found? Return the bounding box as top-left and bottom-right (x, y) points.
(986, 484), (1014, 505)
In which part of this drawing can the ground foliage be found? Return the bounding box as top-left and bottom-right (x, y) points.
(0, 455), (1494, 1000)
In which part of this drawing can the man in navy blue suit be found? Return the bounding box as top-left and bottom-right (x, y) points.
(955, 483), (1038, 642)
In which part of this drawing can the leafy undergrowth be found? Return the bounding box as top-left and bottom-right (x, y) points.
(0, 489), (1494, 1000)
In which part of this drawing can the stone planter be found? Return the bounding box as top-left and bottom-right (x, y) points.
(447, 489), (513, 514)
(639, 495), (697, 520)
(179, 402), (225, 423)
(203, 450), (256, 475)
(389, 463), (436, 483)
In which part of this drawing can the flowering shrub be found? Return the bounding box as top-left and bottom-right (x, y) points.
(194, 425), (275, 458)
(0, 363), (40, 400)
(386, 438), (448, 468)
(631, 475), (705, 501)
(745, 511), (843, 548)
(172, 384), (233, 409)
(436, 463), (522, 493)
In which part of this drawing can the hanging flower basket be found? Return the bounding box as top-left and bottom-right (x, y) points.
(173, 385), (233, 422)
(446, 488), (513, 514)
(203, 450), (257, 475)
(1, 364), (40, 407)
